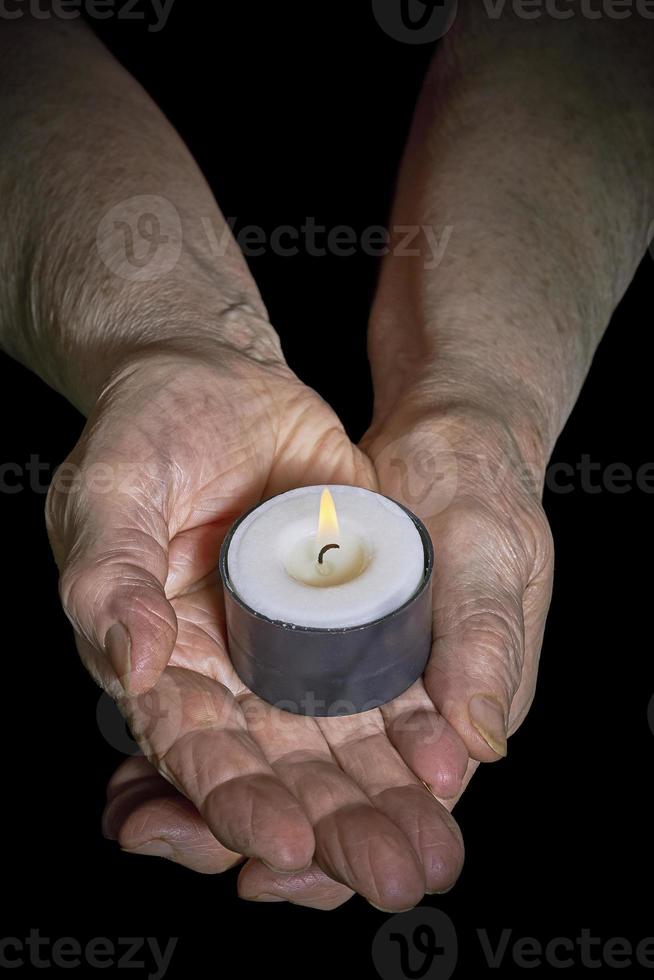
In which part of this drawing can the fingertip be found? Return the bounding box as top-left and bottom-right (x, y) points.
(423, 748), (470, 800)
(386, 708), (469, 799)
(203, 774), (316, 872)
(374, 786), (464, 899)
(368, 867), (426, 914)
(423, 769), (463, 800)
(423, 817), (465, 895)
(238, 860), (354, 910)
(260, 822), (316, 874)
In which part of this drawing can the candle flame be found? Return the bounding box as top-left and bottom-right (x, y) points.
(317, 487), (340, 545)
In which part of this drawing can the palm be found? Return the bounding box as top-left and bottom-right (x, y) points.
(94, 357), (463, 909)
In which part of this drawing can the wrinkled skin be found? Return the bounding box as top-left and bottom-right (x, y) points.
(47, 347), (553, 910)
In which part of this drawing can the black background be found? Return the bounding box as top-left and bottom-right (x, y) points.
(1, 2), (653, 977)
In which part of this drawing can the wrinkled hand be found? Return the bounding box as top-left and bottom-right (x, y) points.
(47, 347), (464, 911)
(366, 408), (554, 774)
(234, 405), (555, 907)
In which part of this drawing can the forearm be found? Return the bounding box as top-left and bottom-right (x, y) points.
(0, 18), (281, 414)
(368, 5), (654, 472)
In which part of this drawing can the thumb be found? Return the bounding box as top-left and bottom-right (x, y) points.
(424, 506), (534, 763)
(46, 466), (177, 697)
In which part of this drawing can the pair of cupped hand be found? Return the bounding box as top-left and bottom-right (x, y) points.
(46, 343), (553, 911)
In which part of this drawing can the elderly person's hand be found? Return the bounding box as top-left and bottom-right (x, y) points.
(2, 5), (652, 914)
(49, 343), (463, 910)
(100, 385), (552, 910)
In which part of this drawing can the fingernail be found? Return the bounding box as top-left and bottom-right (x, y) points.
(468, 694), (507, 757)
(246, 893), (286, 903)
(420, 778), (445, 801)
(122, 839), (174, 859)
(101, 810), (118, 841)
(104, 623), (131, 694)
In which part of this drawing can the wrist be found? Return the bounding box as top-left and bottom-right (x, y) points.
(364, 383), (552, 502)
(367, 328), (573, 486)
(34, 296), (288, 416)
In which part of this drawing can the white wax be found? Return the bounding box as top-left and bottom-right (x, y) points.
(226, 485), (425, 629)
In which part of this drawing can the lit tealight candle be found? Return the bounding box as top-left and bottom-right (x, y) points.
(220, 485), (434, 716)
(228, 486), (424, 628)
(285, 488), (368, 590)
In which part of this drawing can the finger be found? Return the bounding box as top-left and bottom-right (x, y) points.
(105, 759), (351, 902)
(47, 466), (177, 696)
(424, 505), (539, 762)
(238, 860), (354, 910)
(380, 680), (469, 799)
(103, 757), (243, 874)
(318, 712), (464, 896)
(122, 666), (316, 873)
(241, 695), (426, 912)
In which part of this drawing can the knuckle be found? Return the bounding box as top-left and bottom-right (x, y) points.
(59, 565), (96, 634)
(280, 758), (344, 812)
(44, 473), (76, 561)
(60, 557), (172, 638)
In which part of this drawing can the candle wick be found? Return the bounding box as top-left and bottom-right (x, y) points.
(317, 543), (340, 565)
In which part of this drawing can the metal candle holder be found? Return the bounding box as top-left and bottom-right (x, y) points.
(219, 498), (434, 717)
